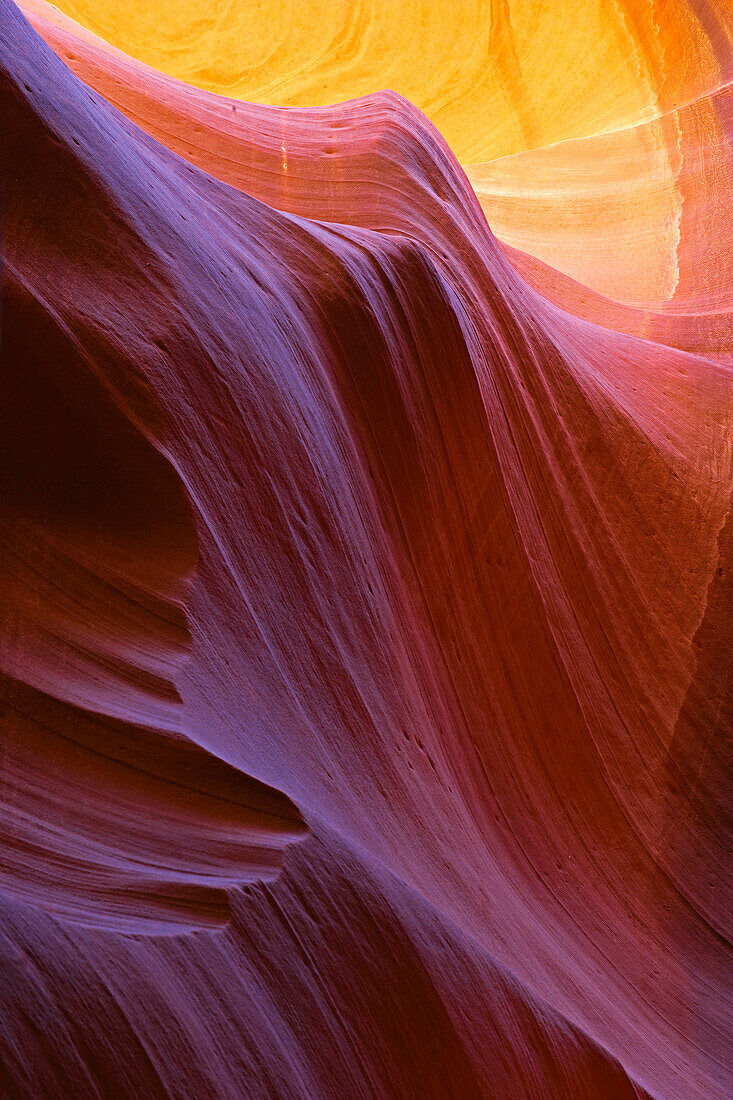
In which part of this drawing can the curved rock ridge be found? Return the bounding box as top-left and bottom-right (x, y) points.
(22, 0), (733, 358)
(1, 2), (731, 1099)
(0, 828), (657, 1100)
(24, 0), (733, 161)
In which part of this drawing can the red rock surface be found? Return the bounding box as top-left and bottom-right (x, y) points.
(1, 2), (731, 1097)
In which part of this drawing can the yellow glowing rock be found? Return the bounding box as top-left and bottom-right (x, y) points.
(467, 114), (684, 306)
(36, 0), (730, 162)
(22, 0), (733, 328)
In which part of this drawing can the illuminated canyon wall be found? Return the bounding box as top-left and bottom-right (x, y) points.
(1, 2), (731, 1097)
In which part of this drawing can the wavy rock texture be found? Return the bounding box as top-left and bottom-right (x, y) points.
(1, 2), (731, 1098)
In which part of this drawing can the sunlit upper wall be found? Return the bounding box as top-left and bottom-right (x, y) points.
(28, 0), (732, 311)
(44, 0), (731, 163)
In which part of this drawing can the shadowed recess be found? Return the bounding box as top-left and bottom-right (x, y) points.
(0, 272), (306, 935)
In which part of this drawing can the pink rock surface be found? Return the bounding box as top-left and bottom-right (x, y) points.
(1, 3), (730, 1097)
